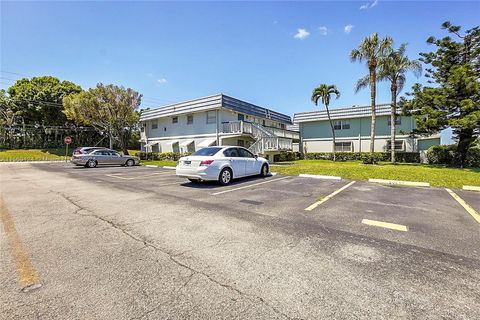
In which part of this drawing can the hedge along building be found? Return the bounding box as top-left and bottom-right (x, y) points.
(139, 94), (300, 160)
(294, 103), (440, 154)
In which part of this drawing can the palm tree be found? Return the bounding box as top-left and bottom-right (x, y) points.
(379, 43), (422, 163)
(350, 33), (393, 154)
(311, 84), (341, 161)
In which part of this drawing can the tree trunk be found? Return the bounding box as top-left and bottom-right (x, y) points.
(390, 85), (397, 164)
(457, 129), (474, 168)
(325, 104), (336, 161)
(369, 68), (376, 154)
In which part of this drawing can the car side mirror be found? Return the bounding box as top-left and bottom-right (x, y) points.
(254, 154), (258, 159)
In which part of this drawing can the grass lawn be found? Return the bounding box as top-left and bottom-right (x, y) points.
(272, 160), (480, 189)
(0, 149), (68, 161)
(141, 160), (177, 167)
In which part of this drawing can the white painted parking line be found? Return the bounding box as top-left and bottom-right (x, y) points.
(211, 176), (291, 196)
(299, 174), (341, 181)
(305, 181), (355, 211)
(369, 178), (430, 187)
(361, 219), (408, 232)
(445, 188), (480, 224)
(463, 185), (480, 192)
(106, 171), (173, 180)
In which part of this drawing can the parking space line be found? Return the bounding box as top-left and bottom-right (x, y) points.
(106, 172), (173, 180)
(0, 196), (40, 288)
(211, 176), (291, 195)
(304, 181), (355, 211)
(445, 188), (480, 223)
(361, 219), (408, 232)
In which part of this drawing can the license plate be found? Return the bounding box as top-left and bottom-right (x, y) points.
(184, 160), (191, 165)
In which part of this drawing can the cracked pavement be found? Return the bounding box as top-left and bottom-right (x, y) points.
(1, 163), (480, 319)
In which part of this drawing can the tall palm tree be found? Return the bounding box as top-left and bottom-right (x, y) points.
(379, 43), (422, 163)
(311, 84), (341, 161)
(350, 33), (393, 154)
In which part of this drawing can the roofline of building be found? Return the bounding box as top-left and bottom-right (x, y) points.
(139, 93), (293, 124)
(294, 103), (398, 123)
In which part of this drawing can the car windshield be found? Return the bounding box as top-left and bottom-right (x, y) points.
(192, 147), (222, 156)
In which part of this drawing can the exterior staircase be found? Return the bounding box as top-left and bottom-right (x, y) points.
(221, 120), (298, 155)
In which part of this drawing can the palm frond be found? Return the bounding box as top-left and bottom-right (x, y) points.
(354, 75), (370, 93)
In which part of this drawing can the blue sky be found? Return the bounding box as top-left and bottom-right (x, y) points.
(1, 0), (479, 120)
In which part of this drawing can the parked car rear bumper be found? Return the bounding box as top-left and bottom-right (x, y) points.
(176, 166), (218, 181)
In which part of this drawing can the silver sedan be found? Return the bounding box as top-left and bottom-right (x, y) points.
(71, 149), (140, 168)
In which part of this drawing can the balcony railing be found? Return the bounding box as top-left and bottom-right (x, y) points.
(222, 121), (299, 140)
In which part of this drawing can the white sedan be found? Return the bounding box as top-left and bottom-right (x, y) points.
(176, 146), (269, 185)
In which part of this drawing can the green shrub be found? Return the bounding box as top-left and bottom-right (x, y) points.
(135, 151), (191, 161)
(426, 144), (479, 167)
(274, 151), (301, 162)
(466, 146), (480, 167)
(304, 152), (420, 163)
(361, 153), (383, 164)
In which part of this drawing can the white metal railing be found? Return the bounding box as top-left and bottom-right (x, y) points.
(222, 120), (294, 154)
(248, 137), (293, 154)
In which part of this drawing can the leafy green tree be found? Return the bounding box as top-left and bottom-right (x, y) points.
(311, 84), (341, 161)
(350, 33), (393, 154)
(63, 83), (142, 154)
(0, 90), (17, 147)
(7, 76), (82, 125)
(401, 22), (480, 167)
(378, 43), (422, 163)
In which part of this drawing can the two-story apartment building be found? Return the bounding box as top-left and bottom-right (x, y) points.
(139, 94), (299, 159)
(294, 104), (440, 154)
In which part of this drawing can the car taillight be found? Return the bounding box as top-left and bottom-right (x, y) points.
(199, 160), (214, 166)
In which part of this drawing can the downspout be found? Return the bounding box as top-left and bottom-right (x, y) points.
(216, 108), (220, 146)
(359, 118), (362, 153)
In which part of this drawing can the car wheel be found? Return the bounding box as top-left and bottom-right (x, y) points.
(188, 178), (200, 183)
(86, 159), (97, 168)
(125, 159), (135, 167)
(260, 163), (269, 177)
(218, 168), (232, 185)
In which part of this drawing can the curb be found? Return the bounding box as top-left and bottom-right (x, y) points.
(0, 160), (65, 164)
(145, 165), (158, 168)
(463, 185), (480, 192)
(299, 174), (341, 181)
(369, 178), (430, 187)
(163, 166), (176, 170)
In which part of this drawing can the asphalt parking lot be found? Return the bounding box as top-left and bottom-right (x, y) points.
(1, 162), (479, 319)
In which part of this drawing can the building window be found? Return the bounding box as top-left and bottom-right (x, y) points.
(280, 123), (286, 129)
(238, 114), (245, 121)
(334, 141), (353, 152)
(172, 117), (178, 124)
(237, 140), (245, 147)
(151, 122), (158, 130)
(262, 120), (266, 126)
(387, 116), (401, 126)
(386, 140), (405, 151)
(187, 114), (194, 125)
(334, 120), (350, 130)
(206, 111), (216, 124)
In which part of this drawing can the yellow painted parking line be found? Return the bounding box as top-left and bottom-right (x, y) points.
(445, 188), (480, 224)
(211, 176), (291, 195)
(304, 181), (356, 211)
(361, 219), (408, 232)
(0, 196), (40, 288)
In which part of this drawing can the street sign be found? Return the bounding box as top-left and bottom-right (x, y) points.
(64, 136), (72, 145)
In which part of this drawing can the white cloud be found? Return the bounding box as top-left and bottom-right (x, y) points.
(294, 28), (310, 40)
(344, 24), (354, 34)
(157, 78), (167, 84)
(318, 26), (328, 36)
(360, 0), (379, 10)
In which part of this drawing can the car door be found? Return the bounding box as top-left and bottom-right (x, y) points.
(91, 150), (106, 165)
(224, 148), (245, 178)
(109, 151), (124, 165)
(238, 148), (257, 176)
